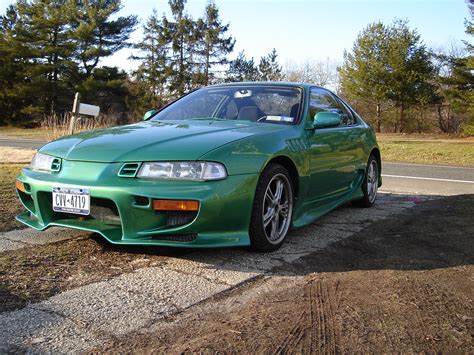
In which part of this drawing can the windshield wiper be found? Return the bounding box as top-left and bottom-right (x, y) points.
(189, 117), (227, 121)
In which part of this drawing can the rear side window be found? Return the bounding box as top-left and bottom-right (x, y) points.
(332, 95), (356, 126)
(309, 88), (357, 126)
(309, 88), (341, 119)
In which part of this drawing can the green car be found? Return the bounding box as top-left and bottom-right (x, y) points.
(16, 82), (381, 251)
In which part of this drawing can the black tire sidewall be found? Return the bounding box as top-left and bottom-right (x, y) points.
(249, 164), (294, 252)
(354, 154), (378, 208)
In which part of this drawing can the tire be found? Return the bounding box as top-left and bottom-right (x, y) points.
(353, 154), (379, 208)
(249, 164), (294, 252)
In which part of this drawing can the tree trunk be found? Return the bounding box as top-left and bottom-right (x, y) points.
(399, 102), (405, 133)
(437, 104), (447, 133)
(375, 103), (381, 133)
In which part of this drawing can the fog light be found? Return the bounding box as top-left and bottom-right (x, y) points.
(16, 180), (26, 193)
(152, 199), (199, 211)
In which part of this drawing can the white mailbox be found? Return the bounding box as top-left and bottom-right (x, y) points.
(69, 92), (101, 134)
(78, 103), (100, 117)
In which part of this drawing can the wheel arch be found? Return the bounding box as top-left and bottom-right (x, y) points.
(264, 155), (300, 199)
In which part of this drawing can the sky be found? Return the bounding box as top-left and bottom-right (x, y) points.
(0, 0), (471, 72)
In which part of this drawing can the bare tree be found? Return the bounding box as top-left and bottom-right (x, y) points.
(283, 57), (340, 92)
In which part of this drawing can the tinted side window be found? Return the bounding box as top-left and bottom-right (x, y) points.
(332, 96), (356, 126)
(309, 88), (341, 120)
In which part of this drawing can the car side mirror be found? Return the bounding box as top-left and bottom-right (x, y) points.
(143, 109), (158, 120)
(313, 112), (341, 129)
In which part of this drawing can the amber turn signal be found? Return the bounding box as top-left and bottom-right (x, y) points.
(152, 199), (199, 211)
(16, 180), (26, 193)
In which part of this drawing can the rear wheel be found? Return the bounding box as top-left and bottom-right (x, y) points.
(353, 155), (379, 208)
(249, 164), (294, 252)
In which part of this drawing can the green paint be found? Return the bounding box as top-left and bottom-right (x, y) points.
(16, 83), (381, 248)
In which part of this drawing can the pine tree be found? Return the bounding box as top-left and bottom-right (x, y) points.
(385, 20), (436, 132)
(1, 0), (77, 119)
(164, 0), (196, 96)
(258, 49), (282, 81)
(339, 22), (390, 132)
(0, 0), (137, 124)
(225, 51), (259, 82)
(436, 0), (474, 133)
(132, 10), (169, 108)
(0, 5), (25, 124)
(340, 20), (436, 132)
(194, 1), (235, 85)
(73, 0), (137, 77)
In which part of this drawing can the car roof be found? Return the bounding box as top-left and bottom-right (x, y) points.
(207, 81), (319, 90)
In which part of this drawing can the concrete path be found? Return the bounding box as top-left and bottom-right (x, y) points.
(0, 228), (85, 252)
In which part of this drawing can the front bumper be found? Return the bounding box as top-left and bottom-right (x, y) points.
(16, 160), (259, 248)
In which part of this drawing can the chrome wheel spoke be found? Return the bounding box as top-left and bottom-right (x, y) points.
(274, 180), (284, 203)
(271, 212), (280, 240)
(263, 208), (274, 227)
(265, 189), (275, 205)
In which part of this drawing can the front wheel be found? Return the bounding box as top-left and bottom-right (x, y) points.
(353, 155), (379, 208)
(249, 164), (294, 252)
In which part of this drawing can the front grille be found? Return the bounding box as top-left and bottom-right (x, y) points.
(165, 211), (197, 227)
(118, 163), (141, 177)
(51, 158), (61, 172)
(151, 234), (197, 242)
(90, 198), (120, 223)
(18, 190), (35, 214)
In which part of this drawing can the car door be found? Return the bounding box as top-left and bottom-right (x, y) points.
(306, 88), (361, 202)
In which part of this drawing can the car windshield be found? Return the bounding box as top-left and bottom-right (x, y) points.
(152, 85), (302, 124)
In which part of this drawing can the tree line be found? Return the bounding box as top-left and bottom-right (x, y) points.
(0, 0), (282, 126)
(0, 0), (472, 135)
(339, 13), (473, 134)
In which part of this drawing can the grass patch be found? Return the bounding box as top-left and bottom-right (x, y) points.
(378, 136), (474, 167)
(0, 164), (25, 232)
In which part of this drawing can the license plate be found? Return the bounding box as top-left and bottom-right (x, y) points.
(52, 186), (90, 215)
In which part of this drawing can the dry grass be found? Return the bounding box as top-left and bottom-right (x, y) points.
(40, 113), (117, 141)
(0, 114), (118, 142)
(0, 148), (36, 164)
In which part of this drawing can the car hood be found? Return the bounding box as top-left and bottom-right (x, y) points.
(39, 120), (288, 163)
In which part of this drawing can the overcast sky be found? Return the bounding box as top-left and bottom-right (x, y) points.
(0, 0), (471, 72)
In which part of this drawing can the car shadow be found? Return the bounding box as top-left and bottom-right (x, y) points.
(91, 193), (474, 277)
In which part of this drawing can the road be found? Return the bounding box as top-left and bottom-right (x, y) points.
(0, 135), (46, 150)
(1, 135), (473, 195)
(381, 161), (474, 195)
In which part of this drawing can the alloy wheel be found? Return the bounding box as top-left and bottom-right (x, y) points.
(262, 173), (293, 245)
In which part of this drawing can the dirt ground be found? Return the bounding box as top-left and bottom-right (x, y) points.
(93, 195), (473, 353)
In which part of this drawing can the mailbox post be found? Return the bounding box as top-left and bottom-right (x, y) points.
(69, 92), (100, 135)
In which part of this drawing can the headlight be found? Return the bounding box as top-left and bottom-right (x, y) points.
(137, 161), (227, 181)
(30, 152), (55, 172)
